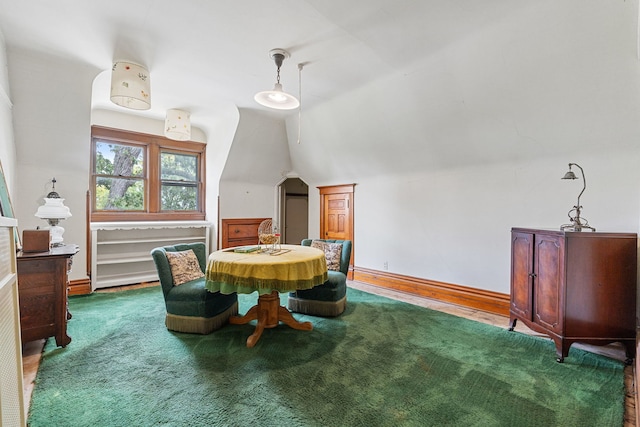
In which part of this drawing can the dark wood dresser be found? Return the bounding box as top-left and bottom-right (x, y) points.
(17, 244), (79, 347)
(509, 228), (637, 363)
(221, 218), (269, 249)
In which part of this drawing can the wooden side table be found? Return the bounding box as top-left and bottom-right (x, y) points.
(17, 244), (79, 347)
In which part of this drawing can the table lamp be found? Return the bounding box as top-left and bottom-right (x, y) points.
(560, 163), (595, 232)
(35, 178), (72, 246)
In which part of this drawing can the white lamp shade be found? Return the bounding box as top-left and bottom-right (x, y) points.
(110, 61), (151, 110)
(254, 83), (300, 110)
(35, 198), (72, 220)
(164, 109), (191, 141)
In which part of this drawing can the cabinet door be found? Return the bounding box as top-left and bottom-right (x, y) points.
(533, 234), (564, 334)
(510, 231), (534, 320)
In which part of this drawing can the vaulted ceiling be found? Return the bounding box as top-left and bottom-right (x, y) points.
(0, 0), (528, 129)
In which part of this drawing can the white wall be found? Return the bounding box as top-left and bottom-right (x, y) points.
(0, 29), (16, 201)
(8, 48), (99, 279)
(203, 106), (241, 249)
(219, 109), (292, 224)
(287, 0), (640, 294)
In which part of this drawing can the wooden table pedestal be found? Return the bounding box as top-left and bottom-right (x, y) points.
(229, 290), (313, 348)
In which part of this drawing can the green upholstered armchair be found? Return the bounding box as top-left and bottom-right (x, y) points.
(151, 242), (238, 334)
(287, 239), (352, 317)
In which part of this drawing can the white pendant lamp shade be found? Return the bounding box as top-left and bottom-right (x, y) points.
(255, 83), (300, 110)
(255, 49), (300, 110)
(110, 61), (151, 110)
(164, 109), (191, 141)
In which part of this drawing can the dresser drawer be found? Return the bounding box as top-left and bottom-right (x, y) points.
(225, 223), (260, 240)
(17, 259), (63, 289)
(221, 218), (269, 249)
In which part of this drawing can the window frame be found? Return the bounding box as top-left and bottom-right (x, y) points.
(90, 126), (206, 222)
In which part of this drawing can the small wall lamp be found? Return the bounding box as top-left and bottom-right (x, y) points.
(560, 163), (595, 232)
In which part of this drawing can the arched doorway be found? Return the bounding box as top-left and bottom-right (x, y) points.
(277, 177), (309, 244)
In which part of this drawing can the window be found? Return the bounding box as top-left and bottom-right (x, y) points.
(91, 126), (206, 222)
(160, 152), (199, 211)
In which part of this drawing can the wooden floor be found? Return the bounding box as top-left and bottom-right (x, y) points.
(22, 280), (636, 425)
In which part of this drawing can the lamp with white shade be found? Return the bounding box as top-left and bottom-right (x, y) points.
(110, 61), (151, 110)
(164, 109), (191, 141)
(254, 49), (300, 110)
(34, 178), (72, 246)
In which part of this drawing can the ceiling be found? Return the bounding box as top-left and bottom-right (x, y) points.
(0, 0), (521, 132)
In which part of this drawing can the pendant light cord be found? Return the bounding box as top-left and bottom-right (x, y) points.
(297, 63), (303, 144)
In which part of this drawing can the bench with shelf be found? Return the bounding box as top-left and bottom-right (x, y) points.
(90, 221), (210, 290)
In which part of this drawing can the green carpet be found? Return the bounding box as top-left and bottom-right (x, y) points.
(28, 286), (625, 427)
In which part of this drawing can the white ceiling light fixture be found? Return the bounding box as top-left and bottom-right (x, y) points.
(254, 49), (300, 110)
(164, 109), (191, 141)
(110, 61), (151, 110)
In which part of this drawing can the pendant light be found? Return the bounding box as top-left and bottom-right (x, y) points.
(164, 109), (191, 141)
(254, 49), (300, 110)
(110, 61), (151, 110)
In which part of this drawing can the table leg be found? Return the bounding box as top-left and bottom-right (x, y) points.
(229, 305), (259, 325)
(277, 305), (313, 331)
(229, 291), (313, 348)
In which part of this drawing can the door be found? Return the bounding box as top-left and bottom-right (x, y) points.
(284, 195), (308, 244)
(510, 231), (533, 321)
(319, 184), (355, 278)
(278, 178), (309, 245)
(323, 193), (350, 240)
(533, 234), (564, 334)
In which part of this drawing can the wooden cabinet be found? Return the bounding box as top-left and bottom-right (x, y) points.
(17, 244), (78, 347)
(90, 221), (210, 290)
(221, 218), (269, 249)
(509, 228), (637, 362)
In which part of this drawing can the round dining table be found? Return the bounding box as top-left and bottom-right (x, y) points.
(205, 244), (328, 347)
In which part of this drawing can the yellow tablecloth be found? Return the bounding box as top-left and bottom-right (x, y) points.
(205, 244), (328, 295)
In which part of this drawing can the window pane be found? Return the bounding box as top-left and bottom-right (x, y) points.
(161, 185), (197, 210)
(161, 152), (197, 181)
(160, 151), (198, 211)
(95, 177), (144, 210)
(95, 141), (144, 177)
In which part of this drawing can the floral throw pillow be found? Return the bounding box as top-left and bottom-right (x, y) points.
(166, 249), (204, 286)
(311, 240), (343, 272)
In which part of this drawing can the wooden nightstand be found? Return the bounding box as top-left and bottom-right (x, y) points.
(17, 244), (79, 347)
